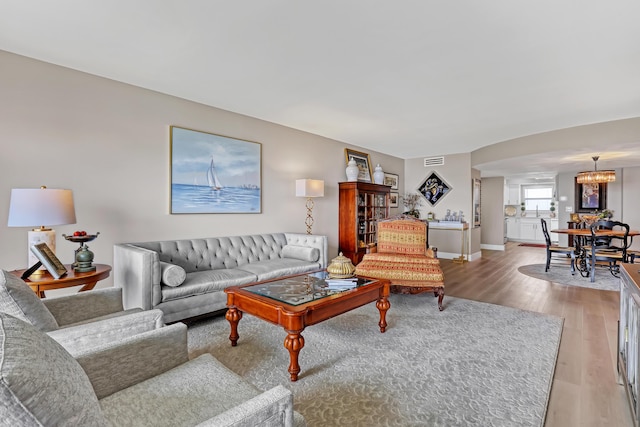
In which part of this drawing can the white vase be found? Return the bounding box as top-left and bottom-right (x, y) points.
(373, 164), (384, 184)
(346, 159), (359, 181)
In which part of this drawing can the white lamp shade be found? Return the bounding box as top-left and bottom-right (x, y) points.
(296, 179), (324, 198)
(8, 188), (77, 228)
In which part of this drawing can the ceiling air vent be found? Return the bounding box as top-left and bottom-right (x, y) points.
(424, 156), (444, 167)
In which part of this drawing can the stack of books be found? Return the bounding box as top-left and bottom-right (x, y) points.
(323, 278), (358, 291)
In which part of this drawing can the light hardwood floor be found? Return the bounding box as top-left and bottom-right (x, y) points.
(440, 242), (633, 427)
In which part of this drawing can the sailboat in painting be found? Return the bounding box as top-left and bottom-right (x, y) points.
(207, 157), (223, 190)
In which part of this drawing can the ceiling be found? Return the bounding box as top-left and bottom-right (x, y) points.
(2, 1), (640, 177)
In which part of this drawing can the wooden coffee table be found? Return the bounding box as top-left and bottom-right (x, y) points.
(225, 270), (390, 381)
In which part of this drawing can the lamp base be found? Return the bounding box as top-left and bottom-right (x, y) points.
(28, 229), (56, 269)
(305, 197), (315, 235)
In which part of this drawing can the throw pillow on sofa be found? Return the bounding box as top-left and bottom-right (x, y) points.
(159, 262), (187, 287)
(281, 245), (320, 263)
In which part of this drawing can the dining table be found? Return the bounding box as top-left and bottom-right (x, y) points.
(551, 227), (640, 240)
(551, 227), (640, 281)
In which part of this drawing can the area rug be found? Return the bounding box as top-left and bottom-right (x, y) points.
(518, 263), (619, 291)
(187, 294), (563, 427)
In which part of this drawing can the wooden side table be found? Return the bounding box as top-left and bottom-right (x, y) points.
(9, 264), (112, 298)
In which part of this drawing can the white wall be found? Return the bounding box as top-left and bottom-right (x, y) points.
(0, 51), (405, 285)
(480, 177), (505, 248)
(405, 153), (481, 260)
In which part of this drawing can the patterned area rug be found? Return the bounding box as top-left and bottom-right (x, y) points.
(187, 294), (562, 427)
(518, 263), (619, 291)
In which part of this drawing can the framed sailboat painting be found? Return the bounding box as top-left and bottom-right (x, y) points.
(170, 126), (262, 214)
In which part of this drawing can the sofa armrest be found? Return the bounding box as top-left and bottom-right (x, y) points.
(284, 233), (328, 269)
(75, 322), (188, 399)
(195, 385), (296, 427)
(113, 243), (162, 311)
(43, 287), (124, 326)
(47, 308), (165, 356)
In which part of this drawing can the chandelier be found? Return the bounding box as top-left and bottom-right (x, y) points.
(575, 156), (616, 184)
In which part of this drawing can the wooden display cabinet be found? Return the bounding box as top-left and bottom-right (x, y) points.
(339, 182), (390, 264)
(619, 263), (640, 427)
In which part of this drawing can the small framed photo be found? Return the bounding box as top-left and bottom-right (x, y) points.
(570, 212), (580, 222)
(344, 148), (372, 183)
(472, 178), (481, 228)
(30, 243), (67, 279)
(389, 192), (399, 208)
(383, 172), (399, 189)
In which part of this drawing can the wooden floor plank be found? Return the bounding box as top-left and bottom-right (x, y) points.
(441, 242), (634, 427)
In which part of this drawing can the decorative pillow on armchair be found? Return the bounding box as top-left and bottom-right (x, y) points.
(0, 312), (107, 426)
(0, 270), (59, 332)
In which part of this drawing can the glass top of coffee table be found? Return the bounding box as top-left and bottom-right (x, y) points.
(243, 271), (374, 306)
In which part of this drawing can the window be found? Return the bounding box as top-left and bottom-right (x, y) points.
(522, 185), (554, 212)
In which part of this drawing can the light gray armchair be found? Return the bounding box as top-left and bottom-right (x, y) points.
(0, 269), (164, 355)
(0, 312), (305, 427)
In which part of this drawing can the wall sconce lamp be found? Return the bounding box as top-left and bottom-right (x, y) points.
(7, 186), (77, 267)
(295, 179), (324, 234)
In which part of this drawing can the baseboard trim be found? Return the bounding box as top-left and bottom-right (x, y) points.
(481, 244), (505, 251)
(436, 251), (483, 261)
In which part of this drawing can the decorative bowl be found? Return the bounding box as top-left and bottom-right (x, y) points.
(63, 232), (100, 243)
(327, 252), (356, 279)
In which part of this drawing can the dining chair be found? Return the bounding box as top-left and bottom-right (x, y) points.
(584, 220), (630, 282)
(540, 219), (576, 274)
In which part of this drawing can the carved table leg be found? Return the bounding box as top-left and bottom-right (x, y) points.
(284, 331), (305, 381)
(376, 295), (390, 333)
(225, 307), (242, 347)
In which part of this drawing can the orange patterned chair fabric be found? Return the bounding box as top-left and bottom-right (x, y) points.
(355, 217), (445, 311)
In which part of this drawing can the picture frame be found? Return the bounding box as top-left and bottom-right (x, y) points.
(383, 172), (399, 189)
(30, 243), (67, 279)
(570, 212), (581, 222)
(472, 178), (481, 228)
(389, 192), (399, 208)
(170, 126), (262, 214)
(574, 178), (607, 213)
(344, 148), (372, 183)
(417, 171), (451, 207)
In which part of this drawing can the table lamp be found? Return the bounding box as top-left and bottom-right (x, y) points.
(7, 186), (77, 267)
(295, 179), (324, 234)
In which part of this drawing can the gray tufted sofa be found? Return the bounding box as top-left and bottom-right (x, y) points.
(114, 233), (328, 323)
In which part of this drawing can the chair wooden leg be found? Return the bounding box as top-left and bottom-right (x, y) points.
(436, 288), (444, 311)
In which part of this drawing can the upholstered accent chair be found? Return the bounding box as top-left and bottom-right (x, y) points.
(0, 269), (164, 355)
(0, 312), (304, 426)
(354, 216), (445, 311)
(540, 218), (576, 273)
